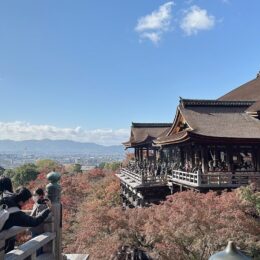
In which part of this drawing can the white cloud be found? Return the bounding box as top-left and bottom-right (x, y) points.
(135, 2), (174, 43)
(141, 32), (161, 44)
(0, 121), (129, 146)
(180, 5), (215, 35)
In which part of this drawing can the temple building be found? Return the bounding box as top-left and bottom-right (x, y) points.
(117, 73), (260, 207)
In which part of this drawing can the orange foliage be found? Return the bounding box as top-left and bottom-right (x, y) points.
(27, 168), (260, 259)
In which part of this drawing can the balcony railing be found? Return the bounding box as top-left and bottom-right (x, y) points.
(119, 161), (260, 188)
(168, 170), (260, 188)
(119, 161), (168, 186)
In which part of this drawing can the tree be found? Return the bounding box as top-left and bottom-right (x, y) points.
(65, 188), (260, 259)
(0, 166), (5, 175)
(5, 163), (39, 188)
(4, 168), (16, 179)
(239, 184), (260, 216)
(24, 168), (260, 259)
(36, 159), (60, 173)
(98, 162), (121, 171)
(98, 162), (106, 169)
(72, 164), (82, 173)
(107, 162), (121, 171)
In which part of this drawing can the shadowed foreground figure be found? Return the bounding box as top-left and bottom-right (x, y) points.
(0, 176), (14, 198)
(0, 187), (51, 252)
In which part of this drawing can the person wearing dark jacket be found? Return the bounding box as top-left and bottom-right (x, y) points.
(30, 188), (49, 256)
(0, 176), (14, 198)
(0, 187), (51, 253)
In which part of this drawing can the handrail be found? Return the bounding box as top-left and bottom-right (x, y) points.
(0, 171), (62, 260)
(5, 232), (56, 260)
(120, 168), (168, 185)
(168, 170), (260, 188)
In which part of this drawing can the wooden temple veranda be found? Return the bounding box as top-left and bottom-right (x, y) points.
(117, 73), (260, 207)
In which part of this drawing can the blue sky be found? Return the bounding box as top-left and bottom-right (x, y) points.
(0, 0), (259, 145)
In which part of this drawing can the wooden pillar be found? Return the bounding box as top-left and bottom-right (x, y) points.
(213, 146), (217, 168)
(146, 147), (149, 160)
(169, 148), (173, 162)
(191, 145), (195, 169)
(226, 145), (233, 172)
(194, 149), (200, 166)
(140, 148), (143, 162)
(201, 146), (208, 174)
(257, 147), (260, 171)
(252, 146), (257, 171)
(46, 171), (62, 260)
(180, 146), (184, 167)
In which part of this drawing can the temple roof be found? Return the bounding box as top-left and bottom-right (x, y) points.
(218, 73), (260, 101)
(155, 99), (260, 145)
(123, 122), (172, 148)
(246, 100), (260, 113)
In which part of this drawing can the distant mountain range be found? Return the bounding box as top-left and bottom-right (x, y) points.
(0, 139), (125, 155)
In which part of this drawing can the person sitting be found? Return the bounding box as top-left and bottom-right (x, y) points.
(0, 176), (14, 198)
(0, 187), (51, 253)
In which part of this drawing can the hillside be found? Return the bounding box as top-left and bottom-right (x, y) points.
(0, 139), (124, 155)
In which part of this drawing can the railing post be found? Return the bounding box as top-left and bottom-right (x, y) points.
(46, 171), (62, 260)
(197, 170), (201, 186)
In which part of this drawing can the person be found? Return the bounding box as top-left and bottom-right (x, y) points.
(0, 176), (14, 198)
(0, 187), (51, 253)
(30, 188), (49, 256)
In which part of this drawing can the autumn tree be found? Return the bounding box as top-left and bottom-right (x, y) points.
(25, 167), (260, 260)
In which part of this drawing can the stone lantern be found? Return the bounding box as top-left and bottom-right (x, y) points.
(209, 241), (252, 260)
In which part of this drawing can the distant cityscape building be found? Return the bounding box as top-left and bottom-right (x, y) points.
(117, 72), (260, 207)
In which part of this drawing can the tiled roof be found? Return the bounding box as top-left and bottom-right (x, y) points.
(123, 122), (171, 148)
(218, 75), (260, 101)
(155, 98), (260, 145)
(180, 105), (260, 139)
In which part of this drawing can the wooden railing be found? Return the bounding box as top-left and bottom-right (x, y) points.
(120, 168), (168, 186)
(170, 170), (199, 186)
(0, 171), (62, 260)
(0, 226), (56, 260)
(121, 165), (260, 189)
(169, 170), (260, 188)
(200, 172), (260, 188)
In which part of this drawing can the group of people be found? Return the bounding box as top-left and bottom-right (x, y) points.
(0, 176), (51, 255)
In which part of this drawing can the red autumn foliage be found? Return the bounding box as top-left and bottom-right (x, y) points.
(27, 168), (260, 259)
